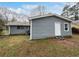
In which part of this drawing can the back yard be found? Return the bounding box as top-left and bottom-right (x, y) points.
(0, 34), (79, 56)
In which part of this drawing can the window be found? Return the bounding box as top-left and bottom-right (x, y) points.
(64, 23), (69, 31)
(17, 26), (24, 29)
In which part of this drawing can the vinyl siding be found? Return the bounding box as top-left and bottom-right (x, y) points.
(30, 16), (72, 39)
(10, 26), (29, 35)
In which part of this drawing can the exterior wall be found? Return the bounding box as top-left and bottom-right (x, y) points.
(30, 16), (72, 39)
(10, 26), (30, 35)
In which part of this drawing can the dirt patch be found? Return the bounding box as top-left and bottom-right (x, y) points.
(48, 39), (74, 47)
(66, 39), (79, 47)
(53, 39), (79, 48)
(56, 40), (75, 48)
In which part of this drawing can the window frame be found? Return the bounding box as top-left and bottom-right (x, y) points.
(64, 23), (69, 31)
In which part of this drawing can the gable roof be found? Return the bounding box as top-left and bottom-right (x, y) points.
(29, 13), (72, 22)
(5, 22), (30, 26)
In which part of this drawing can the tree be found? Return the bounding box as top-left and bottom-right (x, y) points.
(62, 5), (70, 17)
(11, 17), (17, 22)
(30, 5), (47, 16)
(74, 10), (79, 20)
(0, 19), (4, 32)
(63, 5), (70, 11)
(62, 2), (79, 21)
(4, 14), (8, 24)
(0, 14), (8, 24)
(72, 5), (79, 20)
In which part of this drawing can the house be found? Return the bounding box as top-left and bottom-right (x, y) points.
(29, 13), (72, 40)
(5, 22), (30, 35)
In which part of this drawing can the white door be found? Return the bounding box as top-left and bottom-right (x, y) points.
(55, 22), (61, 36)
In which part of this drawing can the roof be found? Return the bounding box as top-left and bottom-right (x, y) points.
(29, 13), (72, 22)
(5, 22), (30, 26)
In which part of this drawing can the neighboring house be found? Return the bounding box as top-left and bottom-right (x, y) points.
(5, 22), (30, 35)
(29, 13), (72, 40)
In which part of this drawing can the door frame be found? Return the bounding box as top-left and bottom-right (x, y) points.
(55, 22), (61, 36)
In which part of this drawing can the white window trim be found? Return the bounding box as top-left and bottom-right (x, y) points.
(64, 23), (69, 31)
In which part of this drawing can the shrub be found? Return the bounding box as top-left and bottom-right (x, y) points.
(0, 19), (5, 35)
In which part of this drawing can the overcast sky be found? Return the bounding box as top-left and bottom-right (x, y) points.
(0, 2), (69, 15)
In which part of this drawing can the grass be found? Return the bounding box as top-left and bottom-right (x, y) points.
(0, 34), (79, 56)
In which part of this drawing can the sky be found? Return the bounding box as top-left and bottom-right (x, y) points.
(0, 2), (67, 15)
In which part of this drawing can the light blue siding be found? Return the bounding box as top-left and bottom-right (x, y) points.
(30, 16), (72, 39)
(10, 26), (29, 35)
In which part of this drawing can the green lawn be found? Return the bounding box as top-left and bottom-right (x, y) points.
(0, 34), (79, 56)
